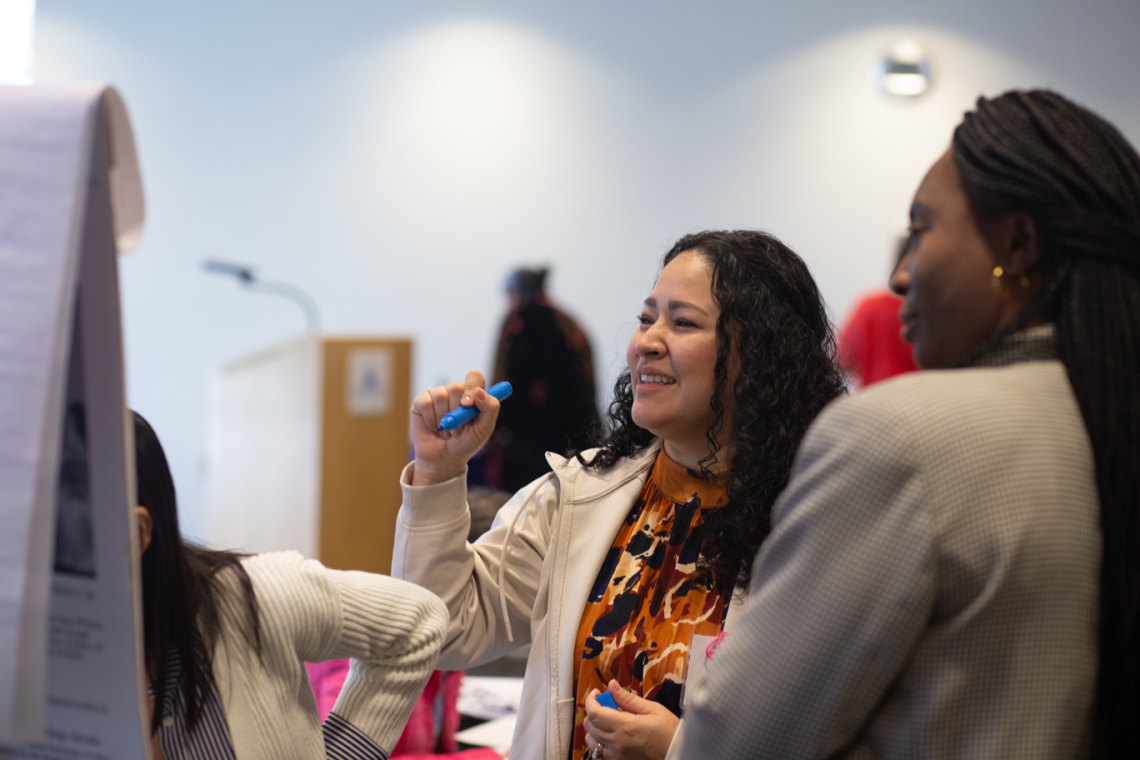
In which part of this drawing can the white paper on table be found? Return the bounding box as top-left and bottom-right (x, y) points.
(457, 675), (525, 721)
(455, 714), (517, 755)
(0, 83), (148, 759)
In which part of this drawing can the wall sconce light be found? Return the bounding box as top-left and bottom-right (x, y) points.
(876, 40), (932, 98)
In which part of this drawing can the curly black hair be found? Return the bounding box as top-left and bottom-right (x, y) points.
(580, 230), (846, 590)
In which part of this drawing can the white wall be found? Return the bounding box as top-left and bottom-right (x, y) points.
(0, 0), (36, 84)
(34, 0), (1140, 541)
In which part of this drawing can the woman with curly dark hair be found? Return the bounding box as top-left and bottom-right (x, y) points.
(393, 230), (845, 760)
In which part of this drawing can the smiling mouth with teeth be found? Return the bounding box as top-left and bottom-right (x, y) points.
(639, 374), (676, 385)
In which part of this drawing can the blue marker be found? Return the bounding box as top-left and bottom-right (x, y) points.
(594, 691), (617, 710)
(437, 381), (513, 431)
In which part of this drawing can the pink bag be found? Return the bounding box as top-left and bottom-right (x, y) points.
(306, 662), (499, 758)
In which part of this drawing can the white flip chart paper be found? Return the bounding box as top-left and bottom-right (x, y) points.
(0, 83), (148, 760)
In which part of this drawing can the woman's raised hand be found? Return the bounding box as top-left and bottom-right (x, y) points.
(410, 370), (500, 486)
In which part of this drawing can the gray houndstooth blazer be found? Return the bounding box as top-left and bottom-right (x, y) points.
(679, 326), (1100, 758)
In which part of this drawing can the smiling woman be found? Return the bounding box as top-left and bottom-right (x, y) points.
(894, 150), (1047, 370)
(393, 229), (846, 760)
(626, 251), (727, 464)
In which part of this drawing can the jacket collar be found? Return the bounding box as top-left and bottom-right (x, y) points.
(968, 323), (1059, 368)
(545, 440), (662, 504)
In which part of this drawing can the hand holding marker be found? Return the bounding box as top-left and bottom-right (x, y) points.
(594, 691), (617, 710)
(438, 381), (513, 431)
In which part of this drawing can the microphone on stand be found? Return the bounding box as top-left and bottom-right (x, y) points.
(202, 259), (320, 333)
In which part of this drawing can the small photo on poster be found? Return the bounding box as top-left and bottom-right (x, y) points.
(53, 402), (96, 578)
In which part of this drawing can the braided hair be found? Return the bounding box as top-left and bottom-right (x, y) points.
(580, 230), (846, 590)
(953, 90), (1140, 758)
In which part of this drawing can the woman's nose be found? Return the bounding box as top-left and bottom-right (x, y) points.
(635, 322), (664, 356)
(890, 249), (912, 296)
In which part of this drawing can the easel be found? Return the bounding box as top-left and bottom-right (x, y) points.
(0, 84), (149, 759)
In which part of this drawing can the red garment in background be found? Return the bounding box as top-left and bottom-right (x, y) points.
(839, 291), (918, 388)
(306, 662), (500, 759)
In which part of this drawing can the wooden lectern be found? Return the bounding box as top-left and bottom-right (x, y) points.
(206, 336), (412, 576)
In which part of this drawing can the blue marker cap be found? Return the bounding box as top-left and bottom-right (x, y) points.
(437, 381), (513, 431)
(594, 691), (617, 710)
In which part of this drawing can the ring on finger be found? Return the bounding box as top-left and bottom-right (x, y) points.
(590, 746), (604, 760)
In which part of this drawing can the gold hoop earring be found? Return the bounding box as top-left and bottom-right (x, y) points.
(991, 266), (1005, 296)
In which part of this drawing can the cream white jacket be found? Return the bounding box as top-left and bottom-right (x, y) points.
(394, 443), (658, 759)
(394, 441), (738, 760)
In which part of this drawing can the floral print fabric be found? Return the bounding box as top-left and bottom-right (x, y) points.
(571, 450), (733, 758)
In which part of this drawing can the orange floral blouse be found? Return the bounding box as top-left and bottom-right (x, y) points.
(571, 450), (734, 758)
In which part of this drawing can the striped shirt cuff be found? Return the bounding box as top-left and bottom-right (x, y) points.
(323, 712), (388, 760)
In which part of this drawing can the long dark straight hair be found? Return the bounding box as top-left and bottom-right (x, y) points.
(580, 230), (847, 589)
(135, 412), (261, 734)
(952, 90), (1140, 758)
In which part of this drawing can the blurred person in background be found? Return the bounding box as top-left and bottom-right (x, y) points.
(483, 267), (601, 492)
(837, 236), (919, 390)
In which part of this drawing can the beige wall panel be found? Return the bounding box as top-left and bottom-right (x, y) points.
(318, 338), (412, 575)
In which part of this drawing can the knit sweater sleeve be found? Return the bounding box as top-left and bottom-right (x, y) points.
(240, 553), (448, 757)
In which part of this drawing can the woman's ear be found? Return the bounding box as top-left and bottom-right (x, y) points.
(136, 506), (153, 557)
(998, 209), (1042, 276)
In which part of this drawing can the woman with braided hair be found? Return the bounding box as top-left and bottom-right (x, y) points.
(679, 89), (1140, 758)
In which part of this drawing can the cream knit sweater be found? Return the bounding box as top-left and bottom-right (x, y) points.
(202, 551), (447, 759)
